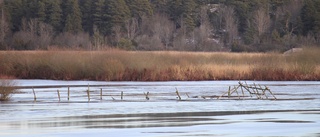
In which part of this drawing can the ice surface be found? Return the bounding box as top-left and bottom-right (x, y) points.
(1, 80), (320, 137)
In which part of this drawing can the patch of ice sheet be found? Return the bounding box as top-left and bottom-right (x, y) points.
(1, 80), (320, 137)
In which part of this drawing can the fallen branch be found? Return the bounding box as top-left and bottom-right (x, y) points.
(218, 81), (276, 100)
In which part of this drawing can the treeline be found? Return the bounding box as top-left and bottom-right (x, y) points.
(0, 0), (319, 52)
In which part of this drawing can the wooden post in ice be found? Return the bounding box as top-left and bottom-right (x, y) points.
(87, 84), (90, 102)
(175, 88), (181, 101)
(144, 92), (150, 100)
(67, 87), (70, 101)
(100, 88), (103, 100)
(121, 91), (123, 100)
(32, 88), (36, 101)
(227, 86), (231, 98)
(57, 90), (61, 102)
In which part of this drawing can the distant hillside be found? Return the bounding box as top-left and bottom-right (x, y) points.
(0, 0), (319, 52)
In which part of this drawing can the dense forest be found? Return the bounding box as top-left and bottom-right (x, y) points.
(0, 0), (319, 52)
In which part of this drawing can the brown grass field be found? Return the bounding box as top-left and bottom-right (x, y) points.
(0, 48), (319, 81)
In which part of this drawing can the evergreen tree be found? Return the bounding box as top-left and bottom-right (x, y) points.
(313, 0), (320, 35)
(106, 0), (130, 26)
(167, 0), (198, 32)
(25, 0), (38, 19)
(182, 0), (197, 32)
(167, 0), (183, 26)
(301, 0), (316, 35)
(80, 0), (94, 34)
(46, 0), (62, 32)
(150, 0), (168, 13)
(5, 0), (24, 32)
(125, 0), (153, 19)
(63, 0), (82, 33)
(37, 1), (46, 22)
(93, 0), (109, 35)
(229, 1), (251, 34)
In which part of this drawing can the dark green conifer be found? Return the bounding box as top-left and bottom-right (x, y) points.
(63, 0), (82, 33)
(47, 0), (62, 32)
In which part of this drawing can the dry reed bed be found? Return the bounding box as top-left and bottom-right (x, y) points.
(0, 49), (319, 81)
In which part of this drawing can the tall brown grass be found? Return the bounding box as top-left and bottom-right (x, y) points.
(0, 48), (319, 81)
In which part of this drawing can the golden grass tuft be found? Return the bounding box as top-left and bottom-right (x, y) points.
(0, 80), (17, 101)
(0, 48), (319, 81)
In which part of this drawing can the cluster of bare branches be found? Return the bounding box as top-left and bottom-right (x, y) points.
(218, 82), (277, 100)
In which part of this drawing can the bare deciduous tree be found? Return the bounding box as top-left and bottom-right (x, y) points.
(254, 7), (270, 37)
(135, 34), (163, 50)
(277, 0), (303, 35)
(112, 25), (122, 44)
(125, 18), (139, 40)
(23, 19), (53, 49)
(218, 6), (238, 47)
(54, 32), (91, 49)
(91, 25), (105, 50)
(12, 19), (41, 50)
(153, 14), (175, 50)
(38, 22), (53, 49)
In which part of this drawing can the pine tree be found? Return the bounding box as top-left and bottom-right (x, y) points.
(301, 0), (316, 35)
(63, 0), (82, 33)
(37, 1), (46, 22)
(312, 0), (320, 35)
(80, 0), (93, 34)
(167, 0), (183, 27)
(64, 14), (73, 32)
(5, 0), (24, 32)
(0, 0), (10, 49)
(25, 0), (38, 19)
(106, 0), (130, 26)
(151, 0), (168, 13)
(92, 0), (110, 35)
(46, 0), (62, 32)
(182, 0), (197, 32)
(167, 0), (198, 32)
(125, 0), (153, 19)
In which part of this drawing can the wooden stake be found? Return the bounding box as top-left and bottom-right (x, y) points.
(240, 86), (245, 98)
(259, 84), (268, 99)
(227, 86), (231, 98)
(32, 88), (36, 101)
(186, 93), (190, 98)
(87, 84), (90, 102)
(100, 88), (103, 100)
(235, 86), (240, 99)
(68, 87), (70, 101)
(144, 92), (150, 100)
(254, 83), (261, 99)
(121, 91), (123, 100)
(265, 86), (277, 100)
(57, 90), (61, 102)
(218, 91), (228, 99)
(175, 88), (181, 100)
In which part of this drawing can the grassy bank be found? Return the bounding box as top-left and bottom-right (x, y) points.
(0, 48), (319, 81)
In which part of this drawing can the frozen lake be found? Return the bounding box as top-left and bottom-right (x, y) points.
(1, 80), (320, 137)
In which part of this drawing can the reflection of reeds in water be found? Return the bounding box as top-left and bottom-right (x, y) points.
(0, 48), (319, 81)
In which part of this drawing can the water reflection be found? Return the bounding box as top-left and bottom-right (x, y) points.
(4, 110), (319, 130)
